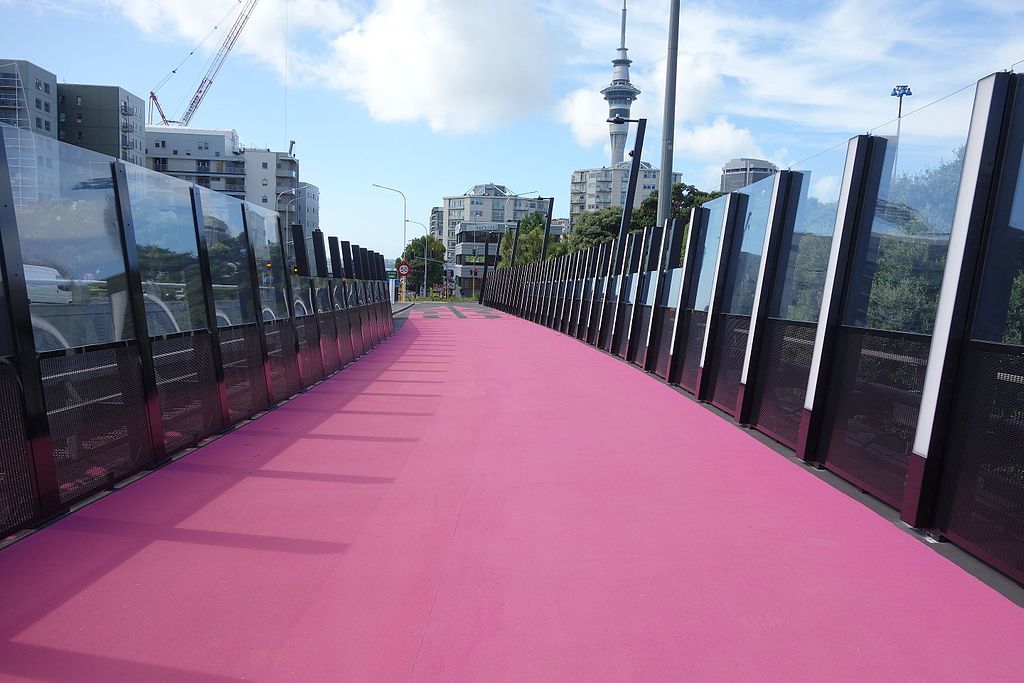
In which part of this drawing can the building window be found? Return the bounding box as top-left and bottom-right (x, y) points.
(43, 102), (50, 113)
(75, 96), (82, 106)
(173, 150), (178, 155)
(75, 113), (82, 123)
(262, 195), (268, 203)
(76, 131), (83, 141)
(261, 161), (268, 169)
(43, 83), (50, 94)
(34, 78), (42, 91)
(58, 95), (64, 105)
(34, 97), (41, 109)
(58, 112), (65, 122)
(261, 178), (268, 186)
(34, 117), (41, 129)
(43, 120), (50, 132)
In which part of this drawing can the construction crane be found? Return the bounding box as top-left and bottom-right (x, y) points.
(149, 0), (261, 126)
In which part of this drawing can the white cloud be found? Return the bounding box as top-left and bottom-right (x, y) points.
(677, 117), (763, 162)
(320, 0), (553, 133)
(558, 86), (610, 147)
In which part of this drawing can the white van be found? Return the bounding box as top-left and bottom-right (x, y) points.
(24, 264), (73, 305)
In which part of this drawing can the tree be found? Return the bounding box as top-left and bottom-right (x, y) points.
(631, 183), (723, 231)
(567, 207), (623, 251)
(497, 212), (546, 268)
(401, 235), (446, 296)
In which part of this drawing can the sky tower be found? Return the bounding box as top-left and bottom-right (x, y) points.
(601, 0), (641, 166)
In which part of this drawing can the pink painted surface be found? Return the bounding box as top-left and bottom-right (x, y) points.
(0, 304), (1020, 681)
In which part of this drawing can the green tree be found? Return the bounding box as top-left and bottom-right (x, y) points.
(567, 207), (623, 251)
(630, 183), (722, 231)
(498, 212), (546, 267)
(401, 235), (446, 296)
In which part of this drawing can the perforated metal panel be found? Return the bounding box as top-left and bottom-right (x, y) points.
(218, 325), (268, 424)
(822, 327), (929, 506)
(679, 310), (707, 393)
(938, 341), (1024, 584)
(614, 304), (633, 358)
(0, 359), (38, 534)
(152, 333), (220, 455)
(599, 301), (616, 350)
(295, 316), (324, 387)
(706, 314), (750, 416)
(318, 312), (341, 374)
(41, 345), (153, 504)
(751, 319), (816, 448)
(264, 319), (301, 404)
(653, 307), (676, 379)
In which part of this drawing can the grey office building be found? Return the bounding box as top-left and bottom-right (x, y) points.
(720, 158), (778, 193)
(0, 59), (58, 204)
(57, 84), (146, 166)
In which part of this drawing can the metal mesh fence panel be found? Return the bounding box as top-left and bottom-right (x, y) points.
(41, 345), (153, 504)
(152, 333), (220, 455)
(821, 327), (929, 507)
(0, 359), (38, 533)
(219, 325), (268, 424)
(750, 318), (816, 449)
(706, 314), (750, 416)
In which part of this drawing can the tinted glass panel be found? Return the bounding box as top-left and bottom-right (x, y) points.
(844, 85), (975, 334)
(127, 165), (206, 335)
(5, 126), (135, 351)
(692, 196), (728, 311)
(724, 175), (774, 314)
(199, 187), (256, 327)
(772, 145), (845, 321)
(246, 206), (288, 321)
(972, 152), (1024, 345)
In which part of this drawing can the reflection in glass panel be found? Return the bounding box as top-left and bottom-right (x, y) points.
(314, 278), (331, 313)
(291, 275), (314, 316)
(846, 85), (976, 334)
(4, 125), (134, 352)
(973, 152), (1024, 345)
(246, 206), (289, 321)
(127, 165), (206, 336)
(773, 145), (845, 321)
(692, 196), (728, 311)
(198, 187), (256, 328)
(724, 175), (774, 314)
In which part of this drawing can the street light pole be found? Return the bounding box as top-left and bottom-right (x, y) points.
(372, 183), (407, 255)
(657, 0), (681, 228)
(890, 84), (912, 174)
(407, 219), (429, 297)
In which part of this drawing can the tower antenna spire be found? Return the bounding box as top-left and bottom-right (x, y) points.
(601, 0), (640, 165)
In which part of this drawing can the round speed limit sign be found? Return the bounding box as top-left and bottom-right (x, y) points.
(398, 263), (411, 277)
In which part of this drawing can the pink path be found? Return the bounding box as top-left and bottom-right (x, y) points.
(0, 304), (1021, 681)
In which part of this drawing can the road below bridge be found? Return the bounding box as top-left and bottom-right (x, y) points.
(0, 303), (1020, 680)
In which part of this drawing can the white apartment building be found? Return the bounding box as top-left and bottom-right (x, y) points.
(145, 126), (246, 199)
(569, 160), (682, 228)
(441, 184), (551, 263)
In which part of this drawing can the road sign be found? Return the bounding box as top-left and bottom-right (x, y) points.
(400, 276), (407, 284)
(398, 263), (410, 277)
(386, 269), (398, 280)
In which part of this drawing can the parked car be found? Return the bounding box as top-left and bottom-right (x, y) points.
(24, 264), (72, 304)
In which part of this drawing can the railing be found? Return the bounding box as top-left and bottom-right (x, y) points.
(482, 70), (1024, 590)
(0, 121), (396, 541)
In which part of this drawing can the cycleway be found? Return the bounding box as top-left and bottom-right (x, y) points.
(0, 303), (1020, 680)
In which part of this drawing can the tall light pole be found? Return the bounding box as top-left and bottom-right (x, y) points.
(891, 84), (912, 175)
(407, 219), (430, 297)
(372, 183), (407, 255)
(657, 0), (681, 228)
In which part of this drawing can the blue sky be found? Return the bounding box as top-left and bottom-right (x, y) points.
(3, 0), (1023, 258)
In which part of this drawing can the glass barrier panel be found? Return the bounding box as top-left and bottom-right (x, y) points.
(773, 144), (847, 321)
(3, 126), (135, 352)
(126, 164), (206, 336)
(291, 275), (314, 316)
(723, 175), (775, 315)
(198, 187), (256, 328)
(246, 205), (288, 322)
(692, 196), (728, 312)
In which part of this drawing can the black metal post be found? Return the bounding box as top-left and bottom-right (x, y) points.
(340, 241), (356, 279)
(191, 186), (232, 429)
(796, 135), (887, 463)
(614, 117), (647, 272)
(240, 204), (274, 408)
(329, 236), (344, 278)
(667, 208), (708, 384)
(540, 197), (555, 262)
(111, 161), (166, 466)
(292, 224), (310, 276)
(312, 229), (329, 277)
